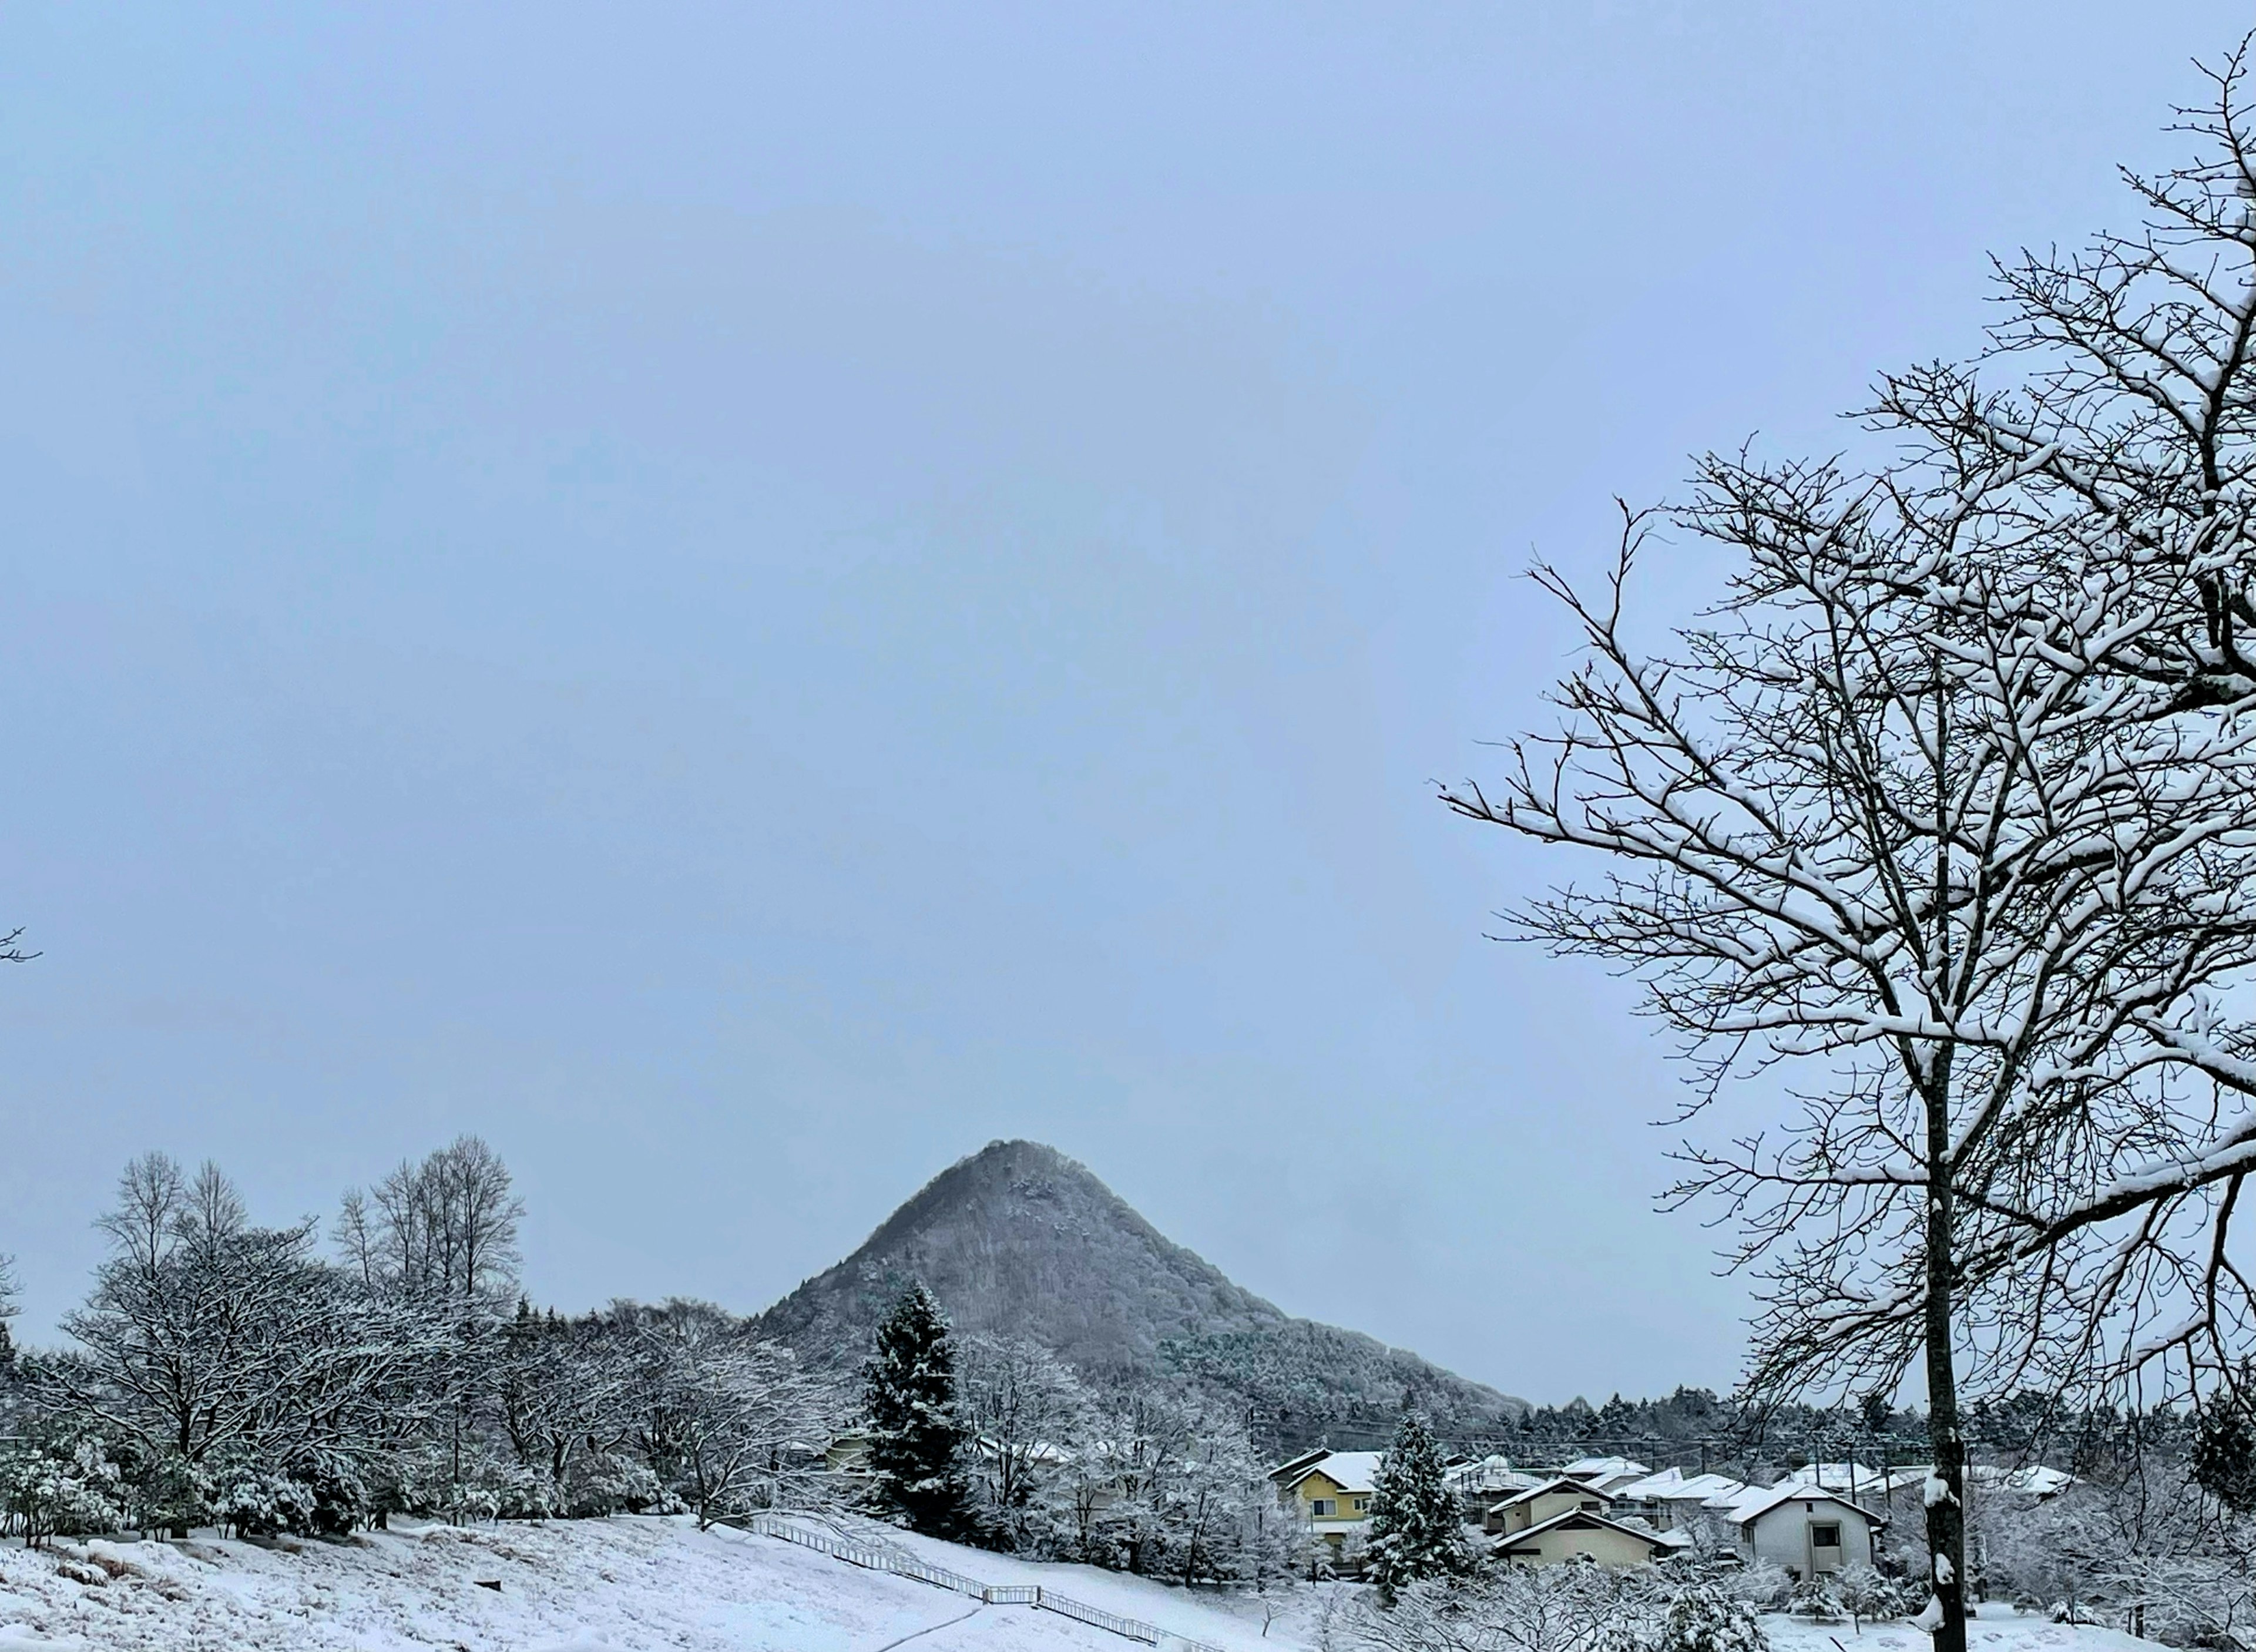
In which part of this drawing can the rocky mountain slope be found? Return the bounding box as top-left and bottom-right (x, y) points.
(756, 1139), (1524, 1446)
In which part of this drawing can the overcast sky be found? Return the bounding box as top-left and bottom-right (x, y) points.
(1, 3), (2247, 1405)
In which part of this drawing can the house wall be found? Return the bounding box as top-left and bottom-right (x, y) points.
(1292, 1471), (1372, 1522)
(1499, 1523), (1658, 1568)
(1743, 1501), (1873, 1576)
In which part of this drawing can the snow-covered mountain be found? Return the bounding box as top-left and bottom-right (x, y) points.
(755, 1139), (1525, 1444)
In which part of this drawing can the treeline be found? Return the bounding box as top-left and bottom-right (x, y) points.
(0, 1140), (838, 1544)
(1377, 1386), (2201, 1482)
(0, 1143), (1304, 1591)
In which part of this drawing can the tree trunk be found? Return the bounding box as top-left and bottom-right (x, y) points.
(1924, 1060), (1969, 1652)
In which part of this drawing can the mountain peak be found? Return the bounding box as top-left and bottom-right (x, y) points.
(756, 1141), (1525, 1444)
(761, 1140), (1285, 1376)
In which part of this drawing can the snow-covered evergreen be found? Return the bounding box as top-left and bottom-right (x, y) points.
(861, 1284), (975, 1539)
(1364, 1412), (1469, 1604)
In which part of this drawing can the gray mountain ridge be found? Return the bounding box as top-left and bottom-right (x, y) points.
(754, 1139), (1526, 1448)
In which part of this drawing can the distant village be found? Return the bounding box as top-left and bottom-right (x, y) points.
(1271, 1445), (2072, 1580)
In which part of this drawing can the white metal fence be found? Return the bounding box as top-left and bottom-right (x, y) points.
(737, 1512), (1229, 1652)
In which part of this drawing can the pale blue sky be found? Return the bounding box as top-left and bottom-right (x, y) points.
(1, 3), (2243, 1402)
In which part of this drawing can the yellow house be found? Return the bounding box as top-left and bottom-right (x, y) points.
(1485, 1476), (1620, 1535)
(1490, 1508), (1678, 1568)
(1274, 1450), (1384, 1556)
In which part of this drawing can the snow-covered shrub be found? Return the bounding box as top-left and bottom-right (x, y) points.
(1730, 1561), (1796, 1613)
(1653, 1578), (1769, 1652)
(209, 1463), (319, 1539)
(0, 1433), (125, 1547)
(1833, 1562), (1919, 1626)
(1784, 1577), (1844, 1623)
(1344, 1564), (1638, 1652)
(568, 1452), (663, 1519)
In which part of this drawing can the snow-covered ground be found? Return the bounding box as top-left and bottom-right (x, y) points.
(1767, 1608), (2163, 1652)
(0, 1513), (1317, 1651)
(0, 1517), (2185, 1652)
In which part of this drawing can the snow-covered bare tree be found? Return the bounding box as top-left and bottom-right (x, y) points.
(58, 1156), (328, 1476)
(958, 1332), (1090, 1551)
(341, 1135), (524, 1308)
(0, 1254), (18, 1374)
(1083, 1383), (1197, 1574)
(1804, 42), (2256, 1446)
(623, 1298), (841, 1526)
(337, 1136), (527, 1517)
(1445, 454), (2256, 1650)
(50, 1154), (443, 1535)
(496, 1301), (636, 1516)
(1167, 1414), (1265, 1586)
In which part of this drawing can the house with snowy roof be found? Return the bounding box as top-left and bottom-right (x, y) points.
(1489, 1506), (1683, 1568)
(1442, 1455), (1544, 1523)
(1274, 1449), (1384, 1559)
(1715, 1482), (1882, 1577)
(1483, 1475), (1623, 1535)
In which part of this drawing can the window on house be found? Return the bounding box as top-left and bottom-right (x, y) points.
(1353, 1497), (1369, 1512)
(1580, 1500), (1601, 1510)
(1310, 1499), (1337, 1517)
(1811, 1522), (1842, 1549)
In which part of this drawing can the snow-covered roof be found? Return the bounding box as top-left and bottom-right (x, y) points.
(1868, 1467), (1931, 1495)
(1613, 1466), (1686, 1497)
(1495, 1476), (1620, 1510)
(1559, 1455), (1652, 1486)
(1725, 1482), (1885, 1526)
(1971, 1464), (2076, 1497)
(1489, 1506), (1684, 1557)
(1444, 1456), (1543, 1495)
(1617, 1469), (1748, 1503)
(1858, 1463), (2075, 1499)
(1283, 1450), (1384, 1496)
(1781, 1462), (1886, 1494)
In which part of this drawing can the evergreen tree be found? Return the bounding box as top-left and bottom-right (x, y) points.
(1365, 1410), (1470, 1605)
(861, 1284), (972, 1537)
(2192, 1398), (2256, 1513)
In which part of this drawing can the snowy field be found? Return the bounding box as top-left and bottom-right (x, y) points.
(0, 1515), (2185, 1652)
(0, 1513), (1317, 1651)
(1767, 1611), (2165, 1652)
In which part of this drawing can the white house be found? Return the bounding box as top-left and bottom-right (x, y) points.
(1722, 1483), (1882, 1577)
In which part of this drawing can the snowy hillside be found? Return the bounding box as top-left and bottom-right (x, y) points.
(0, 1513), (1318, 1651)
